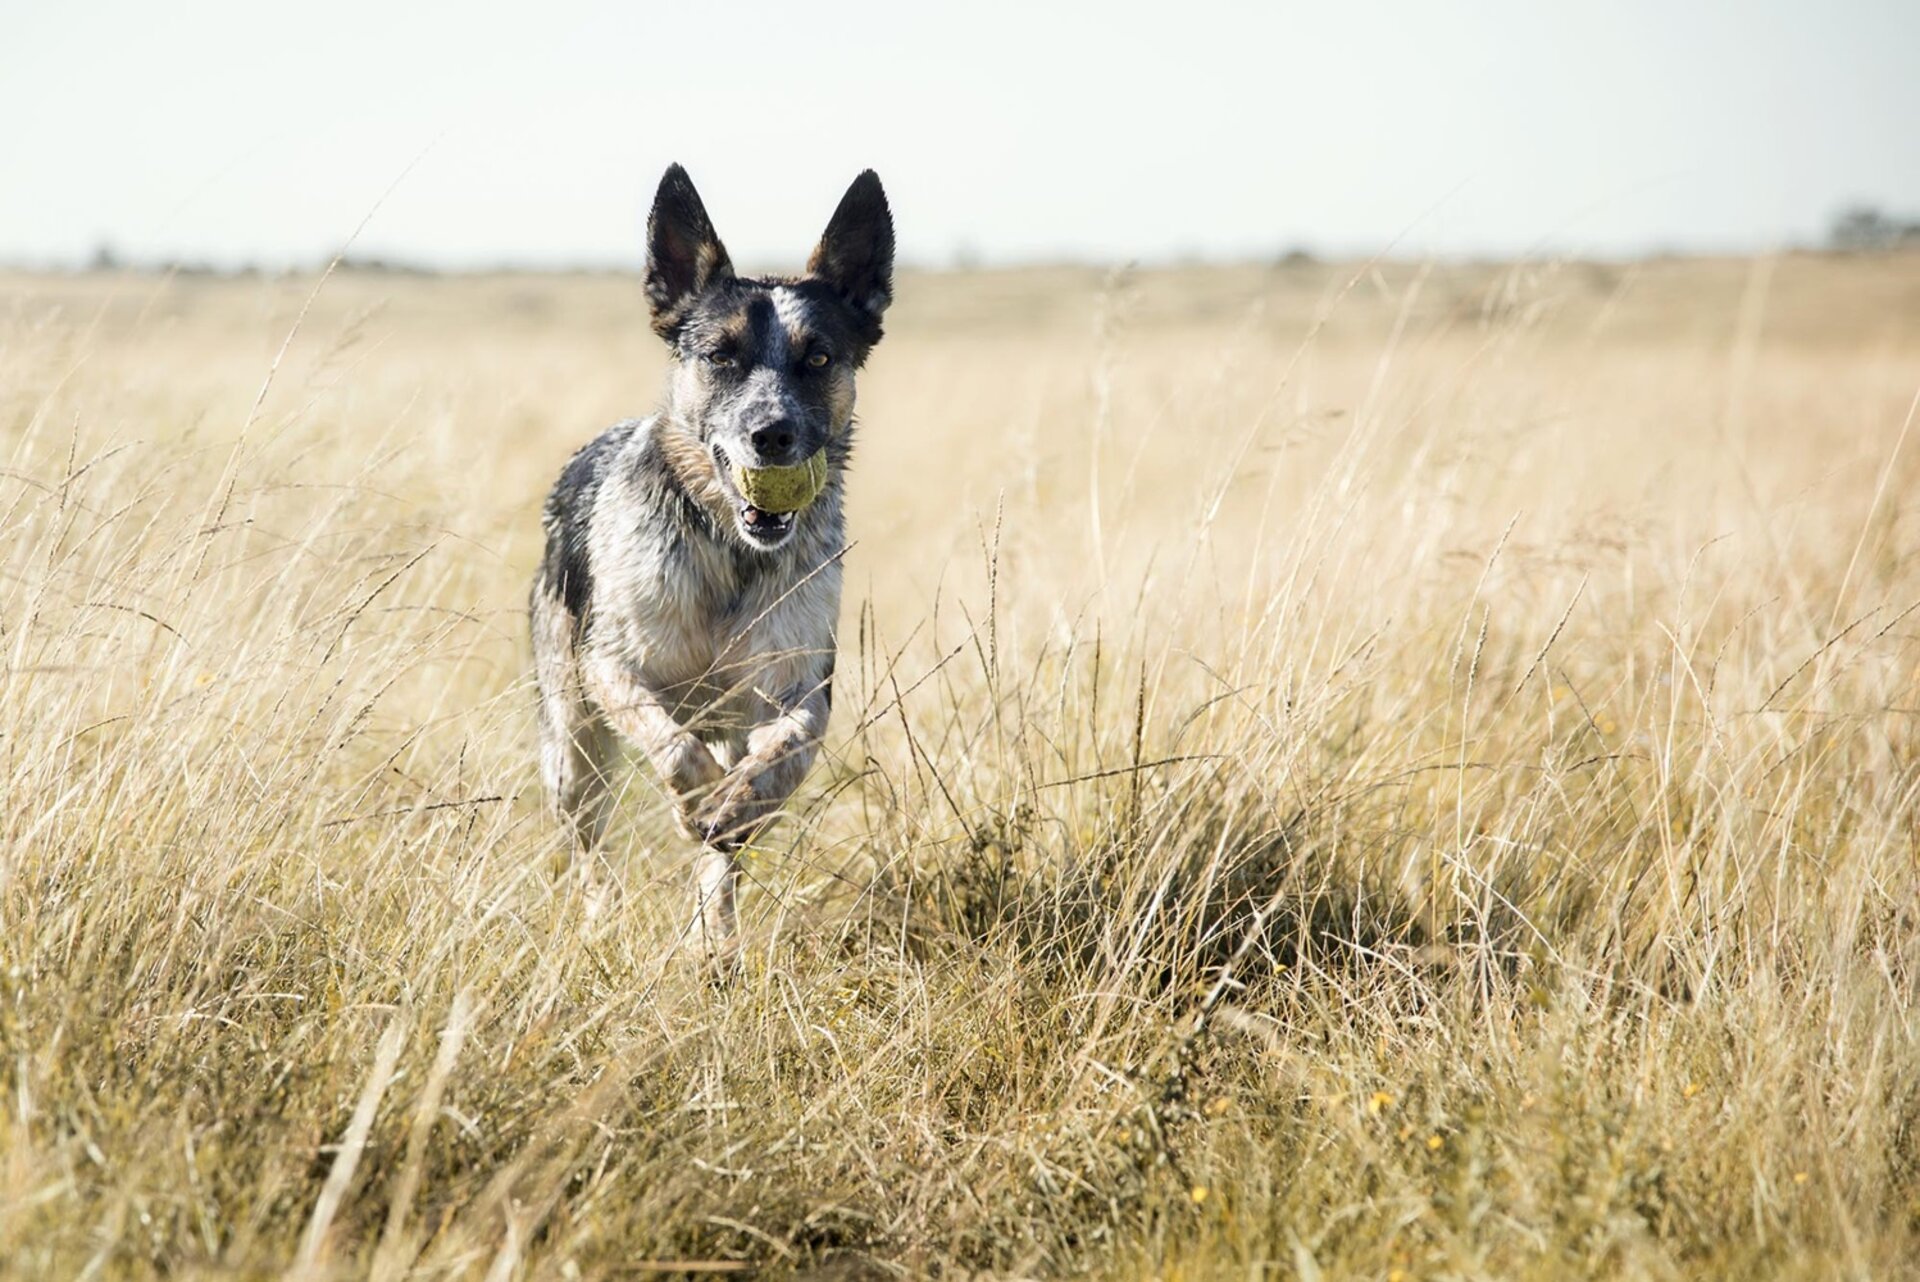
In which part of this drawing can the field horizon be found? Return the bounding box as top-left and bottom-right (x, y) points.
(3, 251), (1918, 1279)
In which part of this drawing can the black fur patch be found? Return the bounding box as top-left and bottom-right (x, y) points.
(537, 419), (638, 626)
(807, 169), (894, 325)
(645, 164), (734, 341)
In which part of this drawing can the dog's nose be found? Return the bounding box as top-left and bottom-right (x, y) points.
(750, 420), (798, 461)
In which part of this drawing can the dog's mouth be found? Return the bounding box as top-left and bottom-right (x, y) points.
(738, 504), (796, 546)
(711, 444), (799, 550)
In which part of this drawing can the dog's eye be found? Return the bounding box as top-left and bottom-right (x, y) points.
(705, 351), (735, 369)
(806, 351), (831, 369)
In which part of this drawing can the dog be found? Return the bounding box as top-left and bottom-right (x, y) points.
(530, 164), (893, 956)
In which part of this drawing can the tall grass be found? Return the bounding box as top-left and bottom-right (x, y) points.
(2, 256), (1917, 1278)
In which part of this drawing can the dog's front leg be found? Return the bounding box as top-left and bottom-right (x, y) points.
(582, 654), (724, 835)
(585, 656), (746, 956)
(691, 677), (830, 851)
(685, 685), (826, 964)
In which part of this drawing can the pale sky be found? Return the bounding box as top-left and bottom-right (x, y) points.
(3, 0), (1916, 269)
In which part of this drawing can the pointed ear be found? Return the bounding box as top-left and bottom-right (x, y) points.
(644, 164), (734, 340)
(807, 170), (894, 322)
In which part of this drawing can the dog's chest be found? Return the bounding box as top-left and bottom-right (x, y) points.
(594, 521), (839, 699)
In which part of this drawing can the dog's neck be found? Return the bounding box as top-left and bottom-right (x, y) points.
(653, 407), (731, 521)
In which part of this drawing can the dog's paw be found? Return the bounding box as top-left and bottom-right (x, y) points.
(688, 777), (768, 852)
(670, 797), (706, 845)
(699, 938), (745, 985)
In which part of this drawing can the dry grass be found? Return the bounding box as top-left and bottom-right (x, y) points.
(2, 252), (1918, 1279)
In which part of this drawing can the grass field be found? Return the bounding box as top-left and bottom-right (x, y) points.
(2, 251), (1918, 1279)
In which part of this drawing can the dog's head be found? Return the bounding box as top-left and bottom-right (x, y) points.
(644, 164), (893, 553)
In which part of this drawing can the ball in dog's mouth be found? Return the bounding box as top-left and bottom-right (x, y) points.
(730, 448), (828, 515)
(712, 443), (812, 548)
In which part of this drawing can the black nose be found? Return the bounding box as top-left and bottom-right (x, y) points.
(750, 420), (798, 461)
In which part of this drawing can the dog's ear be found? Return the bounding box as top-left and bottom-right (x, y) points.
(645, 164), (734, 340)
(807, 170), (894, 322)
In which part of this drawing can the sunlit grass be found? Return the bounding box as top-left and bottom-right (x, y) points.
(2, 254), (1917, 1278)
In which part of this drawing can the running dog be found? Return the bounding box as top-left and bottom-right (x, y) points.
(530, 164), (892, 955)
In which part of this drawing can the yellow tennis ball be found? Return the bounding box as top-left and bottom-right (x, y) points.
(732, 448), (828, 514)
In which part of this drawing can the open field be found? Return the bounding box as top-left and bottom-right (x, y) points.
(2, 252), (1919, 1278)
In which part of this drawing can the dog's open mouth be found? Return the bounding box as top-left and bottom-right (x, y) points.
(712, 444), (800, 549)
(738, 503), (796, 544)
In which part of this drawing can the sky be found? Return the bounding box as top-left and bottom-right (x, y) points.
(2, 0), (1916, 270)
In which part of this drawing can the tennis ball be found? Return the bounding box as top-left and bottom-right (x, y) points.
(731, 448), (828, 514)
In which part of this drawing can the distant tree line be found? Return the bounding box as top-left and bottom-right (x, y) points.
(1828, 204), (1920, 252)
(46, 212), (1920, 277)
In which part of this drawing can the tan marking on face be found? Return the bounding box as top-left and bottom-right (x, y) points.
(656, 417), (734, 523)
(717, 308), (755, 351)
(825, 366), (856, 433)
